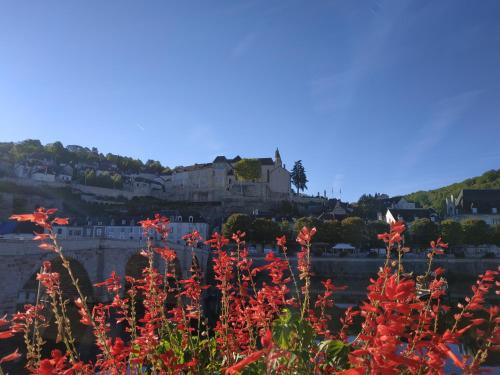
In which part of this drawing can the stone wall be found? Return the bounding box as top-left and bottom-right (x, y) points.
(252, 256), (499, 303)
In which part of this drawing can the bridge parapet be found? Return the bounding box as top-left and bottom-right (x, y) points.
(0, 238), (209, 315)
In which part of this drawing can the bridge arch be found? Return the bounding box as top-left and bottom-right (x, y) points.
(18, 256), (95, 308)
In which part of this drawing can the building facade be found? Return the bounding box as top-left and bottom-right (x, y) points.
(446, 189), (500, 225)
(161, 149), (291, 202)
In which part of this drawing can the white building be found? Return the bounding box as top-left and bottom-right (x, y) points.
(163, 149), (291, 202)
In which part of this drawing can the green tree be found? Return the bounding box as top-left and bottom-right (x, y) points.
(45, 141), (65, 156)
(250, 218), (280, 245)
(341, 217), (366, 248)
(111, 174), (123, 189)
(439, 220), (464, 248)
(222, 213), (252, 238)
(294, 216), (322, 239)
(318, 220), (342, 244)
(409, 218), (439, 248)
(144, 159), (164, 174)
(84, 169), (96, 185)
(366, 221), (390, 248)
(233, 159), (262, 181)
(10, 139), (44, 160)
(233, 159), (262, 194)
(290, 160), (308, 194)
(278, 220), (293, 239)
(354, 194), (387, 220)
(491, 223), (500, 246)
(462, 219), (491, 245)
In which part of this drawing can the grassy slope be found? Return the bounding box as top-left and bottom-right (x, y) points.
(405, 169), (500, 215)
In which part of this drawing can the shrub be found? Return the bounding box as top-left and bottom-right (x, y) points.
(462, 219), (491, 245)
(0, 208), (498, 374)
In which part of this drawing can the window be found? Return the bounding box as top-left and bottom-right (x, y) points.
(472, 207), (478, 214)
(492, 208), (498, 214)
(189, 216), (194, 223)
(57, 228), (62, 235)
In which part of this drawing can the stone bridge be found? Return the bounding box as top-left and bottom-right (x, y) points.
(0, 238), (209, 314)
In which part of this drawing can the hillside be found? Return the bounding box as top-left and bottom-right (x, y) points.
(0, 139), (171, 175)
(406, 169), (500, 215)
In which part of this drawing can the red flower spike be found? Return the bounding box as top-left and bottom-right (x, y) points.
(0, 348), (21, 364)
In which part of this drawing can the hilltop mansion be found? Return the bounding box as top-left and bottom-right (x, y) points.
(161, 149), (291, 202)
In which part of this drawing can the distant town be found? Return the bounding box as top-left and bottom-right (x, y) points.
(0, 139), (499, 258)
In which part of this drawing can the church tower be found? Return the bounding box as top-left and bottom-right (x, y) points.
(274, 148), (282, 167)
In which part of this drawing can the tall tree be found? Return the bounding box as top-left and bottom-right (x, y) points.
(491, 223), (500, 246)
(318, 220), (342, 244)
(294, 216), (322, 238)
(250, 218), (280, 245)
(440, 220), (464, 248)
(222, 213), (252, 238)
(462, 219), (491, 245)
(233, 159), (262, 194)
(341, 217), (366, 248)
(291, 160), (308, 194)
(366, 220), (390, 248)
(409, 218), (439, 248)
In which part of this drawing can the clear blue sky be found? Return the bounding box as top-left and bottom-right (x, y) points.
(1, 1), (499, 202)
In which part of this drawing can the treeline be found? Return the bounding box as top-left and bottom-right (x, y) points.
(0, 139), (171, 175)
(223, 214), (500, 252)
(405, 169), (500, 215)
(223, 214), (390, 250)
(76, 170), (124, 189)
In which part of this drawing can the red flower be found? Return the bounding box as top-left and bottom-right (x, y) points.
(52, 217), (69, 225)
(94, 271), (121, 294)
(183, 230), (202, 247)
(296, 226), (316, 246)
(205, 232), (229, 249)
(225, 350), (265, 375)
(138, 214), (169, 238)
(0, 331), (14, 339)
(0, 348), (21, 364)
(154, 247), (177, 262)
(276, 235), (287, 248)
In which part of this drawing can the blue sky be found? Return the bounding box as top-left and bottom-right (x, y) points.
(1, 0), (499, 202)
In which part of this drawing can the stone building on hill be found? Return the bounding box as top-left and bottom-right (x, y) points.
(161, 149), (291, 202)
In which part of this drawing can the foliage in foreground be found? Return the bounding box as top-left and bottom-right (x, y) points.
(0, 208), (499, 374)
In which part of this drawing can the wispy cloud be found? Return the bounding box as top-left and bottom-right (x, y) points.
(232, 32), (257, 58)
(136, 124), (145, 131)
(401, 89), (483, 168)
(310, 0), (410, 112)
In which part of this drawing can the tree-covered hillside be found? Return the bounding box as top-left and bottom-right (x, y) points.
(0, 139), (171, 175)
(406, 169), (500, 215)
